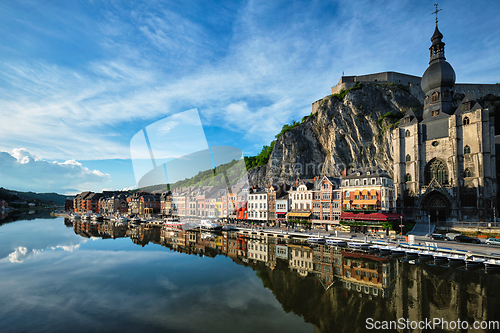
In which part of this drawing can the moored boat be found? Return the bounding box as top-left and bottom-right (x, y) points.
(307, 237), (326, 245)
(405, 249), (420, 260)
(432, 253), (449, 265)
(347, 242), (370, 250)
(326, 239), (347, 247)
(484, 259), (500, 272)
(465, 257), (485, 270)
(200, 219), (222, 231)
(417, 251), (433, 262)
(447, 254), (466, 267)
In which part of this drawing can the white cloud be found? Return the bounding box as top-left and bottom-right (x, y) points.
(0, 148), (111, 194)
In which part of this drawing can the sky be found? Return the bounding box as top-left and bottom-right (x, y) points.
(0, 0), (499, 195)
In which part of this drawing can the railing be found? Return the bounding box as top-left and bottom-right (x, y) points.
(441, 221), (500, 228)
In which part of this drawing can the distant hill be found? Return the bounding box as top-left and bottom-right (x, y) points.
(0, 187), (70, 205)
(139, 159), (246, 192)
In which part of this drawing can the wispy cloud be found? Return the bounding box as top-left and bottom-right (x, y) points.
(0, 0), (498, 164)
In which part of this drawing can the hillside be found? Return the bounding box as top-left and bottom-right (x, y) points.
(246, 83), (423, 186)
(0, 187), (69, 205)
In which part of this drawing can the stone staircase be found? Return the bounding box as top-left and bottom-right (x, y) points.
(407, 222), (435, 236)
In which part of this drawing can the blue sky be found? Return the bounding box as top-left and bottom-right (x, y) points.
(0, 0), (499, 195)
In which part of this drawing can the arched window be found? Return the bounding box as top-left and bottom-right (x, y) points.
(406, 173), (412, 182)
(406, 154), (411, 162)
(464, 145), (471, 154)
(426, 159), (448, 185)
(424, 95), (429, 106)
(464, 168), (472, 178)
(463, 117), (470, 125)
(405, 130), (410, 137)
(431, 92), (440, 103)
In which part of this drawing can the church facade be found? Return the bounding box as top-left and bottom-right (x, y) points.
(392, 23), (496, 223)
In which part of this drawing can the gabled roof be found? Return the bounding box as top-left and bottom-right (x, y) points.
(399, 107), (420, 127)
(455, 92), (482, 115)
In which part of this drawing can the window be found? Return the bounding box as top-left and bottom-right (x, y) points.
(432, 141), (439, 147)
(432, 110), (440, 117)
(405, 130), (410, 137)
(464, 145), (471, 154)
(424, 95), (429, 105)
(463, 101), (472, 112)
(355, 180), (359, 186)
(406, 154), (411, 162)
(464, 168), (472, 178)
(371, 178), (376, 185)
(431, 92), (440, 102)
(463, 117), (470, 125)
(406, 173), (411, 182)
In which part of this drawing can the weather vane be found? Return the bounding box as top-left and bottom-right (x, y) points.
(432, 3), (441, 24)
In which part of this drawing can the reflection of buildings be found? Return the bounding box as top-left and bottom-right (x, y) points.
(247, 234), (268, 262)
(288, 244), (313, 276)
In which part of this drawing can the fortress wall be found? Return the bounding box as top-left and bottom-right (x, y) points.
(330, 72), (500, 107)
(454, 83), (500, 99)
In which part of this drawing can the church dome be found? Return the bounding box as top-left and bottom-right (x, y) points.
(421, 60), (455, 93)
(421, 24), (456, 94)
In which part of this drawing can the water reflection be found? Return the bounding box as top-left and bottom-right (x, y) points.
(1, 218), (500, 332)
(66, 219), (500, 332)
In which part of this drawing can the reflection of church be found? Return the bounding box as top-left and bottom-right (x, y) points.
(392, 21), (496, 223)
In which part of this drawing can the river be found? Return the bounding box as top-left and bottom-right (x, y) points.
(0, 216), (499, 332)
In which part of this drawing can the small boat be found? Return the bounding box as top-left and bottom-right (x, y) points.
(465, 257), (485, 270)
(447, 254), (466, 267)
(81, 213), (91, 220)
(432, 253), (449, 265)
(91, 213), (103, 221)
(390, 247), (406, 258)
(70, 213), (81, 220)
(417, 251), (433, 262)
(222, 225), (239, 232)
(164, 220), (198, 231)
(484, 259), (500, 272)
(405, 250), (420, 260)
(377, 246), (393, 256)
(326, 239), (347, 247)
(200, 220), (222, 231)
(347, 242), (370, 250)
(307, 237), (326, 244)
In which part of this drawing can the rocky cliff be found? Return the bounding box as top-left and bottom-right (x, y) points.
(247, 83), (423, 187)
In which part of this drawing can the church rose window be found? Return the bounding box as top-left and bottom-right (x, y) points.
(464, 145), (471, 154)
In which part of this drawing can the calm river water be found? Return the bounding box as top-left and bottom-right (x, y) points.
(1, 215), (499, 332)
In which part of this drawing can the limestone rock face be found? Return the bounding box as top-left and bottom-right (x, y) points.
(247, 83), (422, 187)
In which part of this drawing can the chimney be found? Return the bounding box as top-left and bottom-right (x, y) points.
(296, 178), (299, 187)
(342, 169), (347, 178)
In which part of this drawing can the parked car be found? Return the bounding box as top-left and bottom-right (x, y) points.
(485, 238), (500, 246)
(455, 235), (481, 244)
(446, 233), (462, 241)
(431, 233), (448, 240)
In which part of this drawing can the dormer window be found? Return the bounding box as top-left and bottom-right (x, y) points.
(432, 110), (440, 117)
(424, 96), (429, 106)
(463, 101), (472, 112)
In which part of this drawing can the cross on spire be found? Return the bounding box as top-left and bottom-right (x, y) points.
(432, 3), (441, 24)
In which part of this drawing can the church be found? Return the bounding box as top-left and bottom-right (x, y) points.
(392, 20), (497, 223)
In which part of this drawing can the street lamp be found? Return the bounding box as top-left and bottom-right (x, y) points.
(428, 214), (431, 238)
(400, 216), (403, 240)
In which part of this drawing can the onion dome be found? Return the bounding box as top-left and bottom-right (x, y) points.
(421, 24), (455, 94)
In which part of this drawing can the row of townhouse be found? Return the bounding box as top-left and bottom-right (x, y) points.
(72, 167), (400, 227)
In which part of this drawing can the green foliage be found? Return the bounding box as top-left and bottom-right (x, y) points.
(0, 187), (68, 205)
(332, 82), (362, 100)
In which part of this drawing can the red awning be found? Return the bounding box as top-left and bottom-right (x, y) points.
(340, 212), (404, 222)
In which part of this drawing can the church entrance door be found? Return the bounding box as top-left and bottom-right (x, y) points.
(424, 192), (450, 223)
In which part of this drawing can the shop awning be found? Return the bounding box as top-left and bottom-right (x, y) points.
(287, 212), (312, 218)
(340, 212), (404, 222)
(351, 200), (378, 205)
